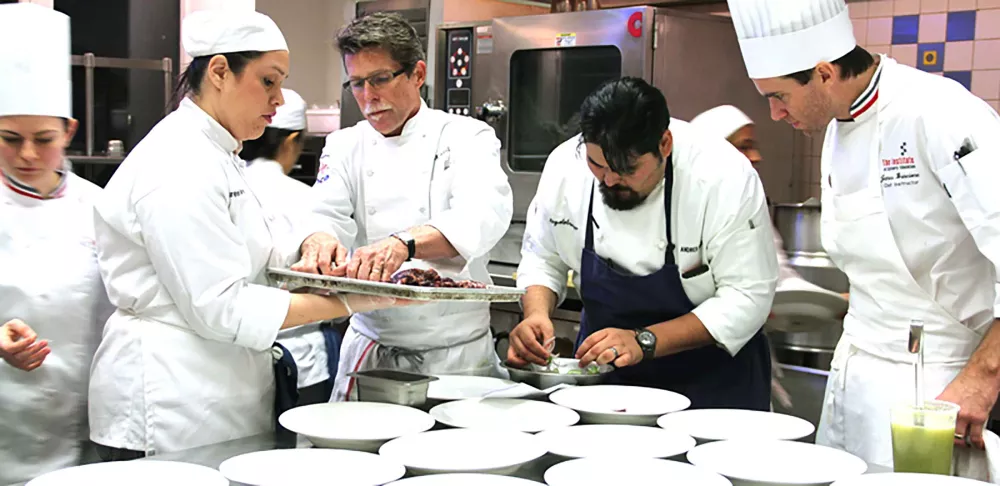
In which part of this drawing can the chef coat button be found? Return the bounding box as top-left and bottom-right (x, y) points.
(419, 207), (426, 214)
(368, 208), (376, 215)
(367, 170), (374, 177)
(657, 240), (666, 250)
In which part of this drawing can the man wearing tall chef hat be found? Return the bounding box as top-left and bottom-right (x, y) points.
(728, 0), (1000, 476)
(241, 88), (341, 405)
(0, 4), (114, 482)
(295, 12), (513, 401)
(508, 77), (778, 410)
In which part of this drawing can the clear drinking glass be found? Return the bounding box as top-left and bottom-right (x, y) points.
(890, 400), (960, 475)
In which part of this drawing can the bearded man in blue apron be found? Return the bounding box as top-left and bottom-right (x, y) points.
(509, 78), (778, 410)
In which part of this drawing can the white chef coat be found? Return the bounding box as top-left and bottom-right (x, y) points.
(0, 170), (112, 485)
(311, 100), (513, 401)
(516, 120), (779, 356)
(244, 158), (329, 389)
(815, 55), (1000, 479)
(89, 98), (310, 454)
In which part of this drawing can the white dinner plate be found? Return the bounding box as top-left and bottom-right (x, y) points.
(548, 385), (690, 425)
(429, 398), (579, 432)
(219, 449), (405, 486)
(687, 439), (867, 485)
(389, 474), (544, 485)
(26, 461), (228, 486)
(536, 424), (696, 459)
(544, 457), (733, 486)
(831, 473), (988, 486)
(278, 402), (436, 452)
(427, 375), (522, 401)
(378, 428), (546, 476)
(657, 409), (815, 443)
(768, 284), (848, 333)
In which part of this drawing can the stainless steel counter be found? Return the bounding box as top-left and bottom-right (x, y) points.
(141, 430), (891, 484)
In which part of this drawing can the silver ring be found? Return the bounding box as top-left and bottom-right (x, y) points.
(610, 346), (619, 359)
(955, 433), (973, 447)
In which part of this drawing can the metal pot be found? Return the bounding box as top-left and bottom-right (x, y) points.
(773, 198), (822, 254)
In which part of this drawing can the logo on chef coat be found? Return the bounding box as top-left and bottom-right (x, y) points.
(549, 218), (577, 230)
(316, 160), (331, 184)
(881, 141), (920, 189)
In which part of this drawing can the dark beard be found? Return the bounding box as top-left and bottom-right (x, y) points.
(599, 183), (646, 211)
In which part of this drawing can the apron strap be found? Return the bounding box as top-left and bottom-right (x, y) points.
(356, 326), (491, 370)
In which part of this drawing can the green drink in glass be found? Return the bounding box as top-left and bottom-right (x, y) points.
(890, 400), (959, 476)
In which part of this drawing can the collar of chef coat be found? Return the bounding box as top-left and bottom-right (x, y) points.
(248, 158), (284, 175)
(840, 55), (885, 123)
(1, 160), (69, 204)
(179, 97), (243, 157)
(363, 99), (432, 145)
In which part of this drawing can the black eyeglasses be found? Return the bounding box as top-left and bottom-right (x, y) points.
(342, 67), (409, 91)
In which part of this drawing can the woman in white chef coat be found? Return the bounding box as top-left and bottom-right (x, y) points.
(0, 4), (114, 483)
(88, 10), (410, 459)
(729, 0), (1000, 478)
(242, 88), (340, 405)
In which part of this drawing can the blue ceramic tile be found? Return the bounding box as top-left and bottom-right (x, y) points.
(893, 15), (919, 44)
(944, 71), (972, 91)
(947, 11), (976, 42)
(917, 43), (945, 72)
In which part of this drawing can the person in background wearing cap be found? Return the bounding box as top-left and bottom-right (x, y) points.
(241, 88), (341, 406)
(509, 78), (778, 410)
(729, 0), (1000, 475)
(87, 10), (416, 458)
(297, 13), (513, 401)
(691, 105), (806, 410)
(0, 4), (114, 482)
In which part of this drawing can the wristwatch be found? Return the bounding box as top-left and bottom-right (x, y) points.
(634, 328), (656, 361)
(391, 231), (415, 261)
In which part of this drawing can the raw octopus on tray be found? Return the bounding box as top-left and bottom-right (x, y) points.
(389, 268), (487, 289)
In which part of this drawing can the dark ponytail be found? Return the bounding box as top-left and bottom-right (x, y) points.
(168, 51), (265, 112)
(240, 127), (305, 162)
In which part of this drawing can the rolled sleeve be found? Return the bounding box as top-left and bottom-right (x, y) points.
(691, 165), (779, 356)
(136, 185), (286, 352)
(310, 131), (361, 248)
(427, 126), (513, 260)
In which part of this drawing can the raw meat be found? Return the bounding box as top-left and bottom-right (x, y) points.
(389, 268), (486, 289)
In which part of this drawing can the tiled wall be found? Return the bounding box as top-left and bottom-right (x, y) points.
(792, 0), (1000, 200)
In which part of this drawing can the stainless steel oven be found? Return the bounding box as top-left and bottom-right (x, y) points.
(435, 6), (796, 283)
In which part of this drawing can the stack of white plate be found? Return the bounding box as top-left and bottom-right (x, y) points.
(26, 461), (228, 486)
(378, 428), (546, 476)
(278, 402), (436, 452)
(831, 474), (988, 485)
(544, 457), (733, 486)
(687, 439), (867, 486)
(389, 474), (544, 485)
(218, 449), (405, 485)
(535, 424), (696, 460)
(429, 397), (579, 432)
(548, 385), (690, 425)
(657, 409), (815, 444)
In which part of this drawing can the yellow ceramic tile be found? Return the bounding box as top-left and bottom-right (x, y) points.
(849, 1), (869, 18)
(853, 18), (869, 45)
(892, 44), (920, 66)
(945, 41), (975, 70)
(919, 13), (948, 43)
(869, 0), (895, 17)
(895, 0), (922, 14)
(976, 8), (1000, 40)
(949, 0), (977, 10)
(971, 69), (1000, 99)
(980, 0), (1000, 8)
(974, 39), (1000, 69)
(868, 17), (894, 45)
(922, 0), (949, 11)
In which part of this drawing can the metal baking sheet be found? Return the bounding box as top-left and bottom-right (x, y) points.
(268, 268), (525, 303)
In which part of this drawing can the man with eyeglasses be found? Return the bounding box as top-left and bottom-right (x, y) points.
(296, 12), (514, 401)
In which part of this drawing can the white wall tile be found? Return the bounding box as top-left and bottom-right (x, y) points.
(895, 0), (921, 14)
(971, 69), (1000, 99)
(950, 0), (977, 10)
(989, 100), (1000, 112)
(868, 17), (894, 45)
(849, 1), (870, 18)
(853, 18), (869, 45)
(974, 39), (1000, 69)
(922, 0), (950, 11)
(870, 0), (895, 17)
(980, 0), (1000, 8)
(919, 13), (948, 43)
(868, 44), (893, 57)
(976, 8), (1000, 40)
(945, 41), (975, 70)
(892, 44), (920, 66)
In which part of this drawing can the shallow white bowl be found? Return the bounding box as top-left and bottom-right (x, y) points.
(548, 384), (690, 425)
(26, 461), (228, 486)
(218, 448), (405, 486)
(535, 424), (696, 459)
(388, 473), (544, 485)
(831, 473), (989, 485)
(687, 439), (867, 486)
(278, 401), (435, 452)
(544, 457), (733, 486)
(430, 397), (579, 432)
(378, 428), (546, 476)
(657, 408), (815, 443)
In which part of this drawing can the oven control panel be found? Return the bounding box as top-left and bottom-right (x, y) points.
(445, 28), (473, 117)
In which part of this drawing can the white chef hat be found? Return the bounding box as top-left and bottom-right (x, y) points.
(270, 89), (306, 131)
(182, 9), (288, 58)
(727, 0), (856, 79)
(690, 105), (754, 141)
(0, 4), (72, 119)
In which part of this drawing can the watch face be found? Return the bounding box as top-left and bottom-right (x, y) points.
(638, 331), (655, 347)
